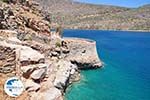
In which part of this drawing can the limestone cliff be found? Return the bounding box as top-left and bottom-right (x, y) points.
(64, 38), (102, 69)
(0, 1), (102, 100)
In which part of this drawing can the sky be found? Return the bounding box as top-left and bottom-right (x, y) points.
(75, 0), (150, 8)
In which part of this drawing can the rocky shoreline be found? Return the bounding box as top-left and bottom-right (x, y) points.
(0, 1), (102, 100)
(0, 30), (102, 100)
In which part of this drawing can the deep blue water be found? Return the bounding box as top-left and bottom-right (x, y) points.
(63, 30), (150, 100)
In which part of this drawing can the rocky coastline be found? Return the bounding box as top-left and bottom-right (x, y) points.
(0, 1), (102, 100)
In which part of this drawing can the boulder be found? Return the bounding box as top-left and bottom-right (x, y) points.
(7, 37), (22, 43)
(61, 47), (70, 54)
(42, 88), (62, 100)
(30, 87), (63, 100)
(31, 68), (46, 80)
(21, 64), (47, 74)
(53, 60), (78, 90)
(20, 46), (45, 65)
(53, 75), (68, 90)
(21, 65), (36, 79)
(25, 79), (41, 92)
(51, 51), (59, 57)
(55, 47), (61, 53)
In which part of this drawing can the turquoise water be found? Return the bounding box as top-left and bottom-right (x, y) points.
(64, 30), (150, 100)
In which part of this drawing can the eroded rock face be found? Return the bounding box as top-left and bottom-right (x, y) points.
(0, 1), (103, 98)
(30, 87), (63, 100)
(41, 88), (63, 100)
(0, 27), (103, 100)
(20, 46), (45, 65)
(0, 1), (51, 37)
(64, 38), (103, 69)
(0, 46), (16, 74)
(21, 64), (47, 79)
(31, 68), (46, 80)
(27, 18), (50, 34)
(25, 79), (41, 92)
(54, 60), (79, 90)
(0, 30), (50, 99)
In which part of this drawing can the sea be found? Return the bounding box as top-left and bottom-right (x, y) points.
(63, 30), (150, 100)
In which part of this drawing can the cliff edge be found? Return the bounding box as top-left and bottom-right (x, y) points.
(0, 1), (102, 100)
(64, 38), (102, 69)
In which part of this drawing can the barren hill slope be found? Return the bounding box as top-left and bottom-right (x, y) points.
(35, 0), (150, 31)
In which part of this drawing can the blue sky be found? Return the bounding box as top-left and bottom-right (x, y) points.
(75, 0), (150, 8)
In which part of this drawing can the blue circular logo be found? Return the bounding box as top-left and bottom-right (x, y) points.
(4, 77), (24, 97)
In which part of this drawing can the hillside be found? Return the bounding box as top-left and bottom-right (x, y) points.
(34, 0), (150, 31)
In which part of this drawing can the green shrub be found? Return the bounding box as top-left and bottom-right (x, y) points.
(55, 41), (61, 47)
(1, 0), (9, 3)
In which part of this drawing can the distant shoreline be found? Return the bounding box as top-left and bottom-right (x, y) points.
(64, 29), (150, 33)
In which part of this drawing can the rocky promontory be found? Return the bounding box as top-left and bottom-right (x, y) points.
(64, 38), (102, 69)
(0, 1), (102, 100)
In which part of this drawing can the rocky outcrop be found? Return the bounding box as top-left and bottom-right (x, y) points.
(0, 46), (16, 74)
(64, 38), (102, 69)
(25, 79), (41, 92)
(0, 1), (103, 100)
(30, 87), (63, 100)
(41, 88), (62, 100)
(0, 30), (80, 100)
(30, 68), (46, 80)
(54, 60), (79, 90)
(0, 29), (102, 100)
(0, 0), (51, 38)
(19, 46), (45, 65)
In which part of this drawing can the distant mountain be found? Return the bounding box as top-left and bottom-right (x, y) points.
(34, 0), (150, 31)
